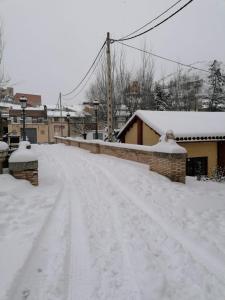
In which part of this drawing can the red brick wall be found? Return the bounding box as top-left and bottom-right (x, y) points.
(55, 137), (186, 183)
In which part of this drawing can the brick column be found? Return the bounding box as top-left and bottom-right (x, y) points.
(149, 152), (187, 183)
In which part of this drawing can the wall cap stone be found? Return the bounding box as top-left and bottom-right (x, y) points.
(9, 160), (38, 172)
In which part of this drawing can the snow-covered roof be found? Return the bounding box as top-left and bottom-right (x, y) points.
(47, 110), (84, 118)
(118, 110), (225, 141)
(0, 102), (21, 109)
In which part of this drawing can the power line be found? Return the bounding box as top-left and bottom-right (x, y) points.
(120, 0), (184, 40)
(113, 0), (195, 42)
(62, 48), (105, 102)
(62, 41), (106, 97)
(117, 41), (210, 73)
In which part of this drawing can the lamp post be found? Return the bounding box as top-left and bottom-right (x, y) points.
(19, 96), (27, 141)
(93, 100), (99, 139)
(66, 113), (70, 137)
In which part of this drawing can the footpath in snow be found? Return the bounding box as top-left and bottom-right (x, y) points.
(0, 143), (225, 300)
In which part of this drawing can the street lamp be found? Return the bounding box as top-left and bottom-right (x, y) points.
(93, 100), (99, 139)
(19, 96), (27, 141)
(66, 113), (70, 137)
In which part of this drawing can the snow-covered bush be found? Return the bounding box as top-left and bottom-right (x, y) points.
(199, 166), (225, 183)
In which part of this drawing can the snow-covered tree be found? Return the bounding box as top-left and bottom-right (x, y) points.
(154, 82), (171, 111)
(207, 60), (225, 111)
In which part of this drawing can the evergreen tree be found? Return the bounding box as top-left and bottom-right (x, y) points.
(207, 60), (225, 111)
(154, 83), (171, 110)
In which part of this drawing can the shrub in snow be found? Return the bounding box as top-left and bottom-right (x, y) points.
(199, 166), (225, 183)
(210, 166), (225, 182)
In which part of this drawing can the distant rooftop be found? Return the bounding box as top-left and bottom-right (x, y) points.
(14, 93), (42, 107)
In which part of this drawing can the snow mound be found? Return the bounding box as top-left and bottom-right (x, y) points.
(0, 141), (9, 151)
(9, 149), (37, 163)
(19, 141), (31, 149)
(150, 133), (187, 154)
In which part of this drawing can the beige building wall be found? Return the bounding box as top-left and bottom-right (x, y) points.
(125, 122), (138, 144)
(143, 123), (160, 145)
(8, 124), (49, 143)
(48, 119), (69, 143)
(179, 141), (217, 176)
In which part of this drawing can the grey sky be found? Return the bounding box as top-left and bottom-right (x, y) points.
(1, 0), (225, 105)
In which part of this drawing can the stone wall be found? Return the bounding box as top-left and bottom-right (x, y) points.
(9, 160), (38, 186)
(55, 137), (186, 183)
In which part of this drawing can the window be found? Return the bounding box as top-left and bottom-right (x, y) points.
(93, 132), (103, 140)
(186, 157), (208, 176)
(37, 117), (43, 123)
(26, 117), (32, 123)
(54, 125), (65, 132)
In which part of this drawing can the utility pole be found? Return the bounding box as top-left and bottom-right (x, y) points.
(59, 92), (63, 137)
(0, 111), (3, 141)
(106, 32), (113, 142)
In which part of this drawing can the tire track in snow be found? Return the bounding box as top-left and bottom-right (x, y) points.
(83, 153), (225, 285)
(64, 147), (225, 299)
(53, 145), (141, 300)
(6, 147), (70, 300)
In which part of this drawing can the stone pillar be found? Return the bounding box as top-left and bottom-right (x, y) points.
(0, 142), (9, 174)
(9, 160), (38, 186)
(149, 130), (187, 183)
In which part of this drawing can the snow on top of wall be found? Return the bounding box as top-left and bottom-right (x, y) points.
(150, 135), (187, 154)
(0, 142), (9, 151)
(119, 110), (225, 138)
(58, 135), (186, 154)
(9, 148), (37, 163)
(19, 141), (31, 149)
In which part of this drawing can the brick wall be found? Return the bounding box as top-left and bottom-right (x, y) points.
(149, 152), (186, 184)
(55, 137), (186, 183)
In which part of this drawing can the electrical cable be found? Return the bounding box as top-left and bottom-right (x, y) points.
(114, 0), (195, 42)
(62, 47), (105, 102)
(120, 0), (184, 40)
(62, 41), (106, 97)
(117, 41), (210, 73)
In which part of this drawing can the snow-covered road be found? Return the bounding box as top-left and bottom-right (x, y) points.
(1, 143), (225, 300)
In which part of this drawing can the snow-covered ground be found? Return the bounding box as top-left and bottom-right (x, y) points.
(0, 143), (225, 300)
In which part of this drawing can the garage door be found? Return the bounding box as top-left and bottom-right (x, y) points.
(21, 128), (37, 144)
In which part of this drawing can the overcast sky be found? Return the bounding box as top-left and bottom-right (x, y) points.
(0, 0), (225, 105)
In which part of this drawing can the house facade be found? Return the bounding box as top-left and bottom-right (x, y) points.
(8, 107), (48, 144)
(118, 110), (225, 176)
